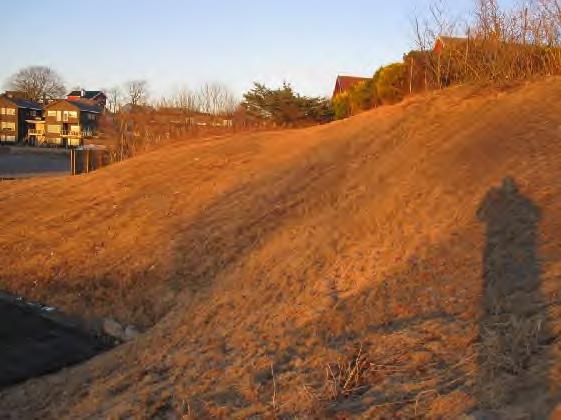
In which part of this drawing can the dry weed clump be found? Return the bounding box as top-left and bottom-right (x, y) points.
(323, 344), (371, 401)
(479, 315), (546, 374)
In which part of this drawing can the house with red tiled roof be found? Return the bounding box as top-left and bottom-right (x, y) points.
(67, 90), (107, 110)
(332, 75), (371, 98)
(433, 36), (470, 55)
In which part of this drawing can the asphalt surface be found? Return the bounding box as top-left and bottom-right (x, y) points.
(0, 292), (110, 389)
(0, 147), (69, 178)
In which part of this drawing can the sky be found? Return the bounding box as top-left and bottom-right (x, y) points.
(1, 0), (486, 100)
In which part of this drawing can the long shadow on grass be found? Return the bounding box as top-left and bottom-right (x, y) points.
(475, 177), (553, 416)
(273, 178), (558, 418)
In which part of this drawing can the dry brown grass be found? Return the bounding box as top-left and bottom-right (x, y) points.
(2, 79), (561, 417)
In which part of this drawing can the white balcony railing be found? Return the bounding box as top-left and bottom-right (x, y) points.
(61, 130), (85, 137)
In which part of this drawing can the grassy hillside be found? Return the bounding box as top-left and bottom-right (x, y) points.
(2, 79), (561, 417)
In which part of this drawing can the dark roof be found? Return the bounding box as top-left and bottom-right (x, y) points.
(68, 99), (102, 113)
(67, 90), (105, 99)
(0, 94), (42, 110)
(46, 99), (101, 113)
(333, 75), (371, 97)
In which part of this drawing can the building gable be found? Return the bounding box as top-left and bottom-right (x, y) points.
(332, 75), (371, 98)
(45, 100), (81, 112)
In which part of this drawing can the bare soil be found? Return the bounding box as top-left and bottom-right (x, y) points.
(1, 79), (561, 418)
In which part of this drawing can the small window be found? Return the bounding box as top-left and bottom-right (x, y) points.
(48, 124), (61, 134)
(0, 108), (4, 115)
(1, 122), (15, 130)
(48, 110), (57, 117)
(30, 110), (37, 117)
(6, 108), (16, 116)
(69, 111), (78, 118)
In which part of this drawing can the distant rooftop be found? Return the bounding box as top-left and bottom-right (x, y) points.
(333, 75), (371, 98)
(46, 99), (101, 113)
(1, 93), (42, 110)
(67, 90), (105, 100)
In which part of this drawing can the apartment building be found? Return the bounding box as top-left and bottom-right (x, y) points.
(42, 99), (101, 147)
(0, 93), (42, 143)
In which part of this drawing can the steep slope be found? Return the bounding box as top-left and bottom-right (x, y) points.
(2, 79), (561, 417)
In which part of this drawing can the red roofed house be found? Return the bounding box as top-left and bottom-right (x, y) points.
(67, 89), (107, 110)
(332, 75), (371, 98)
(433, 36), (469, 55)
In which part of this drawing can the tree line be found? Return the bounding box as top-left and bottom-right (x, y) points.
(3, 66), (333, 126)
(334, 0), (561, 119)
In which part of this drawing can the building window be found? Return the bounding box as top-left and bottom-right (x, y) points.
(1, 122), (15, 130)
(30, 110), (37, 117)
(0, 108), (5, 115)
(69, 111), (78, 118)
(6, 108), (16, 116)
(47, 110), (57, 117)
(88, 113), (96, 121)
(48, 124), (61, 133)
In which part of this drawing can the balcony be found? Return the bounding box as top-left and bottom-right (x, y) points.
(61, 130), (83, 137)
(28, 129), (44, 136)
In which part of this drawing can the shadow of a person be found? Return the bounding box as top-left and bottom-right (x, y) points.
(476, 177), (552, 416)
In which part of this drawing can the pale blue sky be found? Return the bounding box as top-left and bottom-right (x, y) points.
(1, 0), (486, 99)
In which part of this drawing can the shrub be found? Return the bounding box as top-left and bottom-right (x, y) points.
(332, 92), (352, 119)
(242, 82), (333, 126)
(373, 63), (407, 105)
(332, 79), (376, 120)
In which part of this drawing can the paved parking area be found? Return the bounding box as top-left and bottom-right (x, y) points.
(0, 147), (70, 178)
(0, 292), (110, 389)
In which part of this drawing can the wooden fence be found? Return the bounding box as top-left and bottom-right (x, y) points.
(70, 147), (110, 175)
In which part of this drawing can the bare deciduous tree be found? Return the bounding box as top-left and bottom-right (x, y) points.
(126, 80), (148, 105)
(6, 66), (66, 102)
(197, 82), (238, 117)
(106, 86), (123, 113)
(174, 87), (199, 115)
(412, 0), (459, 51)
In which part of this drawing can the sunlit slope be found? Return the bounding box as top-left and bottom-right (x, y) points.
(2, 79), (561, 418)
